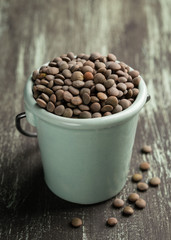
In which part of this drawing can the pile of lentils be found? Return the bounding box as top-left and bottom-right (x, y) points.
(32, 52), (141, 118)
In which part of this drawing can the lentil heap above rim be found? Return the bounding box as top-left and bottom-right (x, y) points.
(29, 52), (147, 122)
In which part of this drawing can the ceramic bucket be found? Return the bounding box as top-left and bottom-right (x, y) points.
(16, 66), (149, 204)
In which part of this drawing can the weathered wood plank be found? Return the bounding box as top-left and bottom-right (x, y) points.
(0, 0), (171, 239)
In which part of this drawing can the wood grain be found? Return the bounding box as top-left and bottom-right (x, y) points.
(0, 0), (171, 239)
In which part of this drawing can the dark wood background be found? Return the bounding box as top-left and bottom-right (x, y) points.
(0, 0), (171, 239)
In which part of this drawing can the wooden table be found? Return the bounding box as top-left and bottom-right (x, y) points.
(1, 0), (171, 239)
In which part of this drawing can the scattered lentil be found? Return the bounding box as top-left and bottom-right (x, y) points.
(135, 198), (146, 209)
(140, 162), (150, 171)
(113, 198), (124, 208)
(137, 182), (149, 191)
(71, 218), (82, 228)
(132, 173), (143, 182)
(128, 193), (140, 202)
(107, 217), (118, 226)
(149, 177), (161, 186)
(123, 206), (134, 215)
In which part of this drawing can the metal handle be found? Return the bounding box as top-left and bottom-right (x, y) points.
(15, 112), (37, 137)
(146, 94), (151, 103)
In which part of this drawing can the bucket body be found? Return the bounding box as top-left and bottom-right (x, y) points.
(24, 69), (148, 204)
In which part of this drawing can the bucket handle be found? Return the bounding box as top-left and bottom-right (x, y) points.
(15, 112), (37, 137)
(146, 94), (151, 103)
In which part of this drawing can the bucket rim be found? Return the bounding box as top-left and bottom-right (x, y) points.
(24, 63), (148, 129)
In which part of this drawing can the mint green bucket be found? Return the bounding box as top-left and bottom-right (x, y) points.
(16, 66), (149, 204)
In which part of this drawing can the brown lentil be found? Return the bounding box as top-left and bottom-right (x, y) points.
(90, 52), (101, 61)
(79, 111), (92, 118)
(80, 88), (91, 96)
(62, 69), (72, 78)
(78, 104), (90, 111)
(36, 84), (46, 91)
(119, 99), (131, 109)
(103, 112), (112, 116)
(107, 87), (119, 96)
(104, 79), (115, 88)
(108, 62), (121, 71)
(67, 52), (75, 60)
(53, 86), (62, 91)
(149, 177), (161, 186)
(72, 80), (85, 88)
(107, 53), (117, 61)
(41, 93), (49, 102)
(68, 86), (79, 95)
(108, 74), (118, 81)
(54, 78), (64, 86)
(141, 145), (152, 153)
(71, 218), (82, 228)
(118, 77), (127, 83)
(84, 60), (95, 68)
(71, 96), (82, 105)
(48, 80), (54, 88)
(137, 182), (149, 191)
(112, 105), (123, 113)
(82, 66), (94, 74)
(107, 217), (118, 226)
(92, 112), (102, 118)
(84, 72), (94, 80)
(50, 94), (56, 104)
(64, 79), (72, 86)
(62, 85), (69, 91)
(132, 173), (143, 182)
(46, 67), (59, 75)
(129, 70), (139, 78)
(84, 80), (94, 88)
(96, 83), (106, 92)
(82, 93), (91, 104)
(128, 193), (140, 202)
(73, 108), (81, 116)
(32, 70), (39, 80)
(47, 101), (55, 113)
(36, 98), (47, 108)
(63, 108), (73, 118)
(67, 103), (76, 108)
(117, 83), (127, 91)
(90, 102), (101, 112)
(40, 79), (49, 86)
(123, 206), (134, 215)
(55, 89), (64, 100)
(118, 90), (124, 98)
(95, 61), (106, 69)
(139, 162), (150, 171)
(135, 198), (146, 209)
(113, 198), (124, 208)
(63, 91), (73, 102)
(132, 88), (139, 97)
(56, 74), (65, 80)
(54, 105), (65, 116)
(125, 82), (134, 89)
(37, 73), (46, 79)
(59, 63), (68, 72)
(71, 71), (84, 81)
(105, 96), (118, 107)
(90, 96), (99, 102)
(97, 92), (107, 100)
(94, 73), (106, 84)
(101, 105), (113, 112)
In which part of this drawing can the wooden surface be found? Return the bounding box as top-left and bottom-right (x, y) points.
(0, 0), (171, 239)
